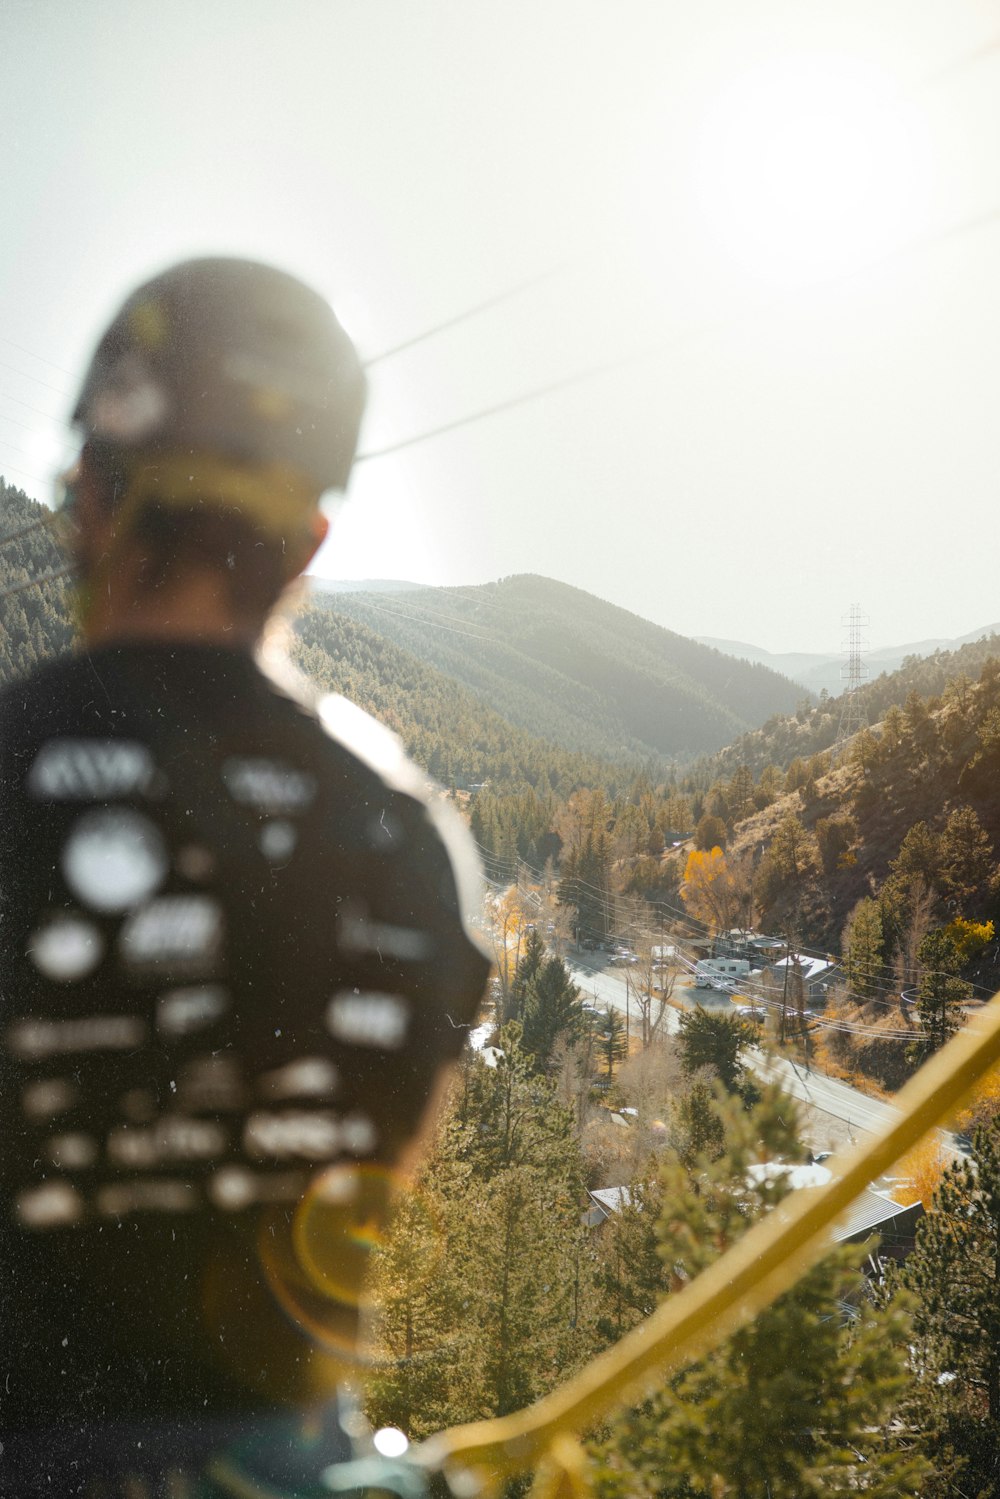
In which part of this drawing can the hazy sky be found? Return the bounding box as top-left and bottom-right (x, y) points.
(3, 0), (1000, 653)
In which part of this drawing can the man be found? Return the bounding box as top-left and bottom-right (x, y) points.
(0, 259), (490, 1494)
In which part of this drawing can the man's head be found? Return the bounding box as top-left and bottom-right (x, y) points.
(65, 258), (366, 639)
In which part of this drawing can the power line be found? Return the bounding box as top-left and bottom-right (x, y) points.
(0, 390), (65, 422)
(329, 591), (498, 643)
(922, 32), (1000, 87)
(0, 335), (75, 379)
(0, 358), (70, 399)
(0, 408), (38, 435)
(0, 26), (995, 435)
(355, 198), (1000, 466)
(364, 264), (564, 367)
(0, 565), (71, 603)
(353, 334), (665, 463)
(0, 514), (57, 551)
(0, 457), (53, 488)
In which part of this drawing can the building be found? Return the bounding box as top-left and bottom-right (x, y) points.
(765, 953), (839, 1008)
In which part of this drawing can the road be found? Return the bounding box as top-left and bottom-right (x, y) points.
(568, 953), (948, 1145)
(750, 1050), (898, 1136)
(568, 958), (681, 1039)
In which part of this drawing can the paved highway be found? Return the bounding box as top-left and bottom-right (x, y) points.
(568, 954), (919, 1143)
(750, 1050), (898, 1136)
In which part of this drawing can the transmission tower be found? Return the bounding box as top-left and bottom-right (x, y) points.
(835, 604), (870, 748)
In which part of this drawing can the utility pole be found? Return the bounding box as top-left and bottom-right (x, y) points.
(780, 937), (791, 1045)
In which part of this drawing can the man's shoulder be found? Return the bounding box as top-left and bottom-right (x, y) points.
(0, 653), (89, 740)
(311, 693), (428, 800)
(0, 651), (83, 701)
(257, 652), (429, 800)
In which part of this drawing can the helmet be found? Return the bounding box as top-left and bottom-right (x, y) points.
(72, 258), (366, 493)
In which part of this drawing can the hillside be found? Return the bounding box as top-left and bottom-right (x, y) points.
(310, 574), (804, 764)
(717, 666), (1000, 956)
(697, 630), (1000, 783)
(293, 601), (633, 797)
(0, 479), (74, 683)
(698, 623), (1000, 698)
(7, 472), (998, 981)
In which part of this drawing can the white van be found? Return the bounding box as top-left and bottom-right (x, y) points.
(694, 958), (750, 990)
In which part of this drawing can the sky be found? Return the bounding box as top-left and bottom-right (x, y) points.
(2, 0), (1000, 654)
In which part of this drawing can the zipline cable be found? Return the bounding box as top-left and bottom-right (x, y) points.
(0, 513), (58, 551)
(0, 565), (71, 603)
(364, 264), (565, 367)
(354, 198), (1000, 465)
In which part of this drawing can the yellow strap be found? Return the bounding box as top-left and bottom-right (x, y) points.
(71, 452), (319, 633)
(122, 453), (320, 540)
(417, 990), (1000, 1489)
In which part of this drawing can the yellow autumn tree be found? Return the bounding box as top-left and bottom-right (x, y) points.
(891, 1136), (948, 1209)
(952, 1062), (1000, 1136)
(489, 886), (533, 1005)
(680, 846), (751, 933)
(942, 916), (994, 968)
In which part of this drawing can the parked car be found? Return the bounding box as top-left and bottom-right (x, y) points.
(609, 948), (638, 967)
(735, 1004), (766, 1023)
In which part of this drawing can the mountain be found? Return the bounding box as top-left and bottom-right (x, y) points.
(293, 601), (629, 799)
(701, 629), (1000, 784)
(723, 664), (1000, 993)
(698, 625), (1000, 700)
(0, 481), (74, 685)
(308, 577), (427, 595)
(310, 574), (805, 764)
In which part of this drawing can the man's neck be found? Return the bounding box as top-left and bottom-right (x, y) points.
(81, 568), (260, 651)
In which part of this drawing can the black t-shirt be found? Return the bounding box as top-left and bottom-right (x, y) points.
(0, 642), (489, 1432)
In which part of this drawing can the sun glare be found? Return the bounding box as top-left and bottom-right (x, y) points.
(690, 54), (927, 289)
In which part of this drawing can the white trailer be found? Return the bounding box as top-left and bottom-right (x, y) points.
(694, 958), (751, 990)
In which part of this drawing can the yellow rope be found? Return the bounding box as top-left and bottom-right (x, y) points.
(416, 991), (1000, 1490)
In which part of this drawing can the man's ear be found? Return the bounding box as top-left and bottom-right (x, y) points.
(69, 452), (116, 563)
(291, 510), (330, 578)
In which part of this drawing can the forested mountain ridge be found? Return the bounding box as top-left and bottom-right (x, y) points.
(310, 573), (805, 763)
(698, 621), (1000, 697)
(0, 480), (74, 684)
(293, 601), (637, 799)
(713, 663), (1000, 963)
(698, 629), (1000, 782)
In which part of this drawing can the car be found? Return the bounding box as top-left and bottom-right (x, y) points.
(735, 1005), (766, 1023)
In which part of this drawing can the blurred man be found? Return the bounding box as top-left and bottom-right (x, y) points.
(0, 259), (490, 1495)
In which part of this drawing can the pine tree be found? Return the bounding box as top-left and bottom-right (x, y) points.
(908, 928), (971, 1066)
(521, 955), (583, 1071)
(594, 1176), (663, 1345)
(598, 1004), (628, 1082)
(592, 1088), (924, 1498)
(676, 1007), (756, 1097)
(558, 830), (612, 941)
(939, 804), (995, 910)
(842, 896), (886, 1003)
(669, 1079), (725, 1172)
(363, 1160), (477, 1438)
(368, 1031), (598, 1432)
(506, 925), (546, 1024)
(893, 1117), (1000, 1496)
